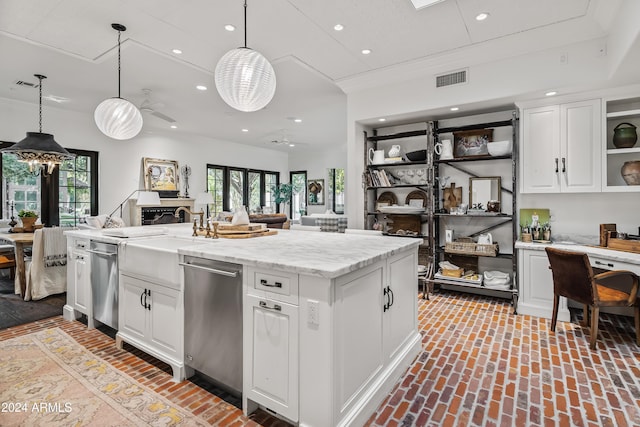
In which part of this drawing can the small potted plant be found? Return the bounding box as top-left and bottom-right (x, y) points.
(541, 222), (551, 241)
(18, 209), (38, 232)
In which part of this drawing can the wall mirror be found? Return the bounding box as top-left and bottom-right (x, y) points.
(469, 176), (501, 208)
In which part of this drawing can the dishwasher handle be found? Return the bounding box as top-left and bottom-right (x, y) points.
(179, 262), (239, 278)
(87, 249), (118, 257)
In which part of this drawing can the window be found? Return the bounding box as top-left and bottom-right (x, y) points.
(289, 171), (307, 220)
(206, 164), (280, 215)
(1, 142), (98, 226)
(328, 168), (345, 214)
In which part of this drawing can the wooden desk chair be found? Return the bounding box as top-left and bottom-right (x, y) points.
(545, 247), (640, 349)
(0, 244), (16, 279)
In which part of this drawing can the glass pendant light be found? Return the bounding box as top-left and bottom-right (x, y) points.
(94, 23), (143, 140)
(1, 74), (75, 176)
(215, 0), (276, 112)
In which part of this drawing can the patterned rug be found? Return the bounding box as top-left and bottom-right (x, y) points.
(0, 328), (208, 426)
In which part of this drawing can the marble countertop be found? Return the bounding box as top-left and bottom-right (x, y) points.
(65, 224), (421, 279)
(516, 240), (640, 264)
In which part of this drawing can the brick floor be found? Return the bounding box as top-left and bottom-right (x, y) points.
(1, 290), (639, 426)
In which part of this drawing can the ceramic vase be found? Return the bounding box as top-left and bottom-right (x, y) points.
(621, 160), (640, 185)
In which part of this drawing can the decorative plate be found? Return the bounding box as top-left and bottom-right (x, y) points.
(405, 190), (428, 208)
(376, 191), (398, 207)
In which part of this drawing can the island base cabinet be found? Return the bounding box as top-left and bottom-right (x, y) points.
(518, 249), (570, 322)
(385, 251), (418, 363)
(116, 274), (185, 382)
(244, 294), (299, 423)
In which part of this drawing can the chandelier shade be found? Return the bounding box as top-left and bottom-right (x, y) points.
(214, 1), (276, 112)
(1, 74), (74, 175)
(94, 97), (144, 140)
(215, 47), (276, 112)
(94, 23), (143, 140)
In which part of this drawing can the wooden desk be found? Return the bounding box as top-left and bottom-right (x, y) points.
(0, 232), (34, 297)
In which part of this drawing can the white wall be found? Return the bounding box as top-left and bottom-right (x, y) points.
(0, 98), (289, 222)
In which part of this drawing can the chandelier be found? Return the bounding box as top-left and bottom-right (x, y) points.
(94, 23), (143, 140)
(1, 74), (75, 176)
(214, 0), (276, 112)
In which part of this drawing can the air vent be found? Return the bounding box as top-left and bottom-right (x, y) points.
(14, 80), (39, 88)
(436, 69), (467, 88)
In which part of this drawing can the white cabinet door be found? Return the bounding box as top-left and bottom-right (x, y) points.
(384, 251), (418, 363)
(518, 249), (569, 321)
(245, 294), (299, 422)
(148, 284), (181, 358)
(521, 105), (561, 193)
(561, 99), (601, 192)
(73, 250), (91, 312)
(119, 275), (147, 340)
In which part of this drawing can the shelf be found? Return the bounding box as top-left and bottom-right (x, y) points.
(435, 154), (512, 163)
(437, 247), (514, 259)
(606, 109), (640, 119)
(606, 147), (640, 155)
(366, 129), (427, 142)
(382, 232), (426, 238)
(366, 184), (430, 189)
(431, 278), (517, 293)
(435, 213), (512, 218)
(368, 160), (428, 168)
(367, 211), (427, 216)
(436, 119), (513, 134)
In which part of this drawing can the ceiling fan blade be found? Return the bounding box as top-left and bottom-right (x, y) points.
(151, 111), (176, 123)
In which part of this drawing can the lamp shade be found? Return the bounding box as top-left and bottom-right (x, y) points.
(194, 191), (214, 206)
(94, 97), (143, 140)
(214, 47), (276, 112)
(136, 191), (161, 206)
(3, 132), (74, 164)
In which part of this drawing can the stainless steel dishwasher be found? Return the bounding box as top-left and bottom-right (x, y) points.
(88, 241), (119, 329)
(181, 256), (243, 395)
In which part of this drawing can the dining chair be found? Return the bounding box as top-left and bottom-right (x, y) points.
(545, 247), (640, 349)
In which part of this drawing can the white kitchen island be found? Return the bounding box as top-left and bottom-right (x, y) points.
(64, 225), (422, 427)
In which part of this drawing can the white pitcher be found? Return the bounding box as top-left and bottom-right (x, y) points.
(434, 139), (453, 160)
(388, 145), (401, 157)
(368, 148), (385, 165)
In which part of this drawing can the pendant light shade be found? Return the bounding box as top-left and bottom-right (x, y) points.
(1, 74), (74, 175)
(215, 1), (276, 112)
(94, 23), (143, 140)
(94, 97), (143, 140)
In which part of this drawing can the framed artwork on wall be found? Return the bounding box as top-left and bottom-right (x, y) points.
(453, 129), (493, 158)
(307, 179), (324, 205)
(143, 157), (179, 198)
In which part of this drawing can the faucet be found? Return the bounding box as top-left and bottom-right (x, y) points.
(174, 206), (205, 230)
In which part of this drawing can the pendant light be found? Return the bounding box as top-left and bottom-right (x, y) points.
(215, 0), (276, 112)
(94, 23), (143, 140)
(1, 74), (75, 176)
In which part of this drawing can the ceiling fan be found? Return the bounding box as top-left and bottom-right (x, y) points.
(267, 130), (306, 148)
(139, 89), (176, 123)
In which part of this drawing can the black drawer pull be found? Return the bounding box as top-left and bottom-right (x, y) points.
(260, 279), (283, 288)
(259, 301), (282, 311)
(594, 260), (614, 268)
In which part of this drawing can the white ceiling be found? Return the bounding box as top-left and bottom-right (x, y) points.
(0, 0), (628, 151)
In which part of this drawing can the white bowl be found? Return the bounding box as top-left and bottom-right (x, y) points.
(487, 140), (512, 156)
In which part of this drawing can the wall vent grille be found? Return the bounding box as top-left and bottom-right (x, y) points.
(436, 69), (467, 88)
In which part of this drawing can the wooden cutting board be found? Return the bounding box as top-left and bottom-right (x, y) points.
(443, 183), (462, 212)
(218, 229), (278, 239)
(216, 223), (265, 231)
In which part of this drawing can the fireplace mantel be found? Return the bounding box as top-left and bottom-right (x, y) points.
(128, 198), (195, 226)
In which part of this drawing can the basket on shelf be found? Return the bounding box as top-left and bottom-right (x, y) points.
(445, 238), (499, 257)
(441, 267), (463, 278)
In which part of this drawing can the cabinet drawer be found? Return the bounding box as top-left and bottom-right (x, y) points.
(72, 238), (89, 251)
(248, 268), (299, 305)
(590, 256), (640, 275)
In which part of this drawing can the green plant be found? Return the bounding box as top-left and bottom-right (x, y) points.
(272, 183), (293, 205)
(18, 209), (37, 218)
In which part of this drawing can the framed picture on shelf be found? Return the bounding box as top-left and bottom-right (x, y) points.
(453, 129), (493, 158)
(143, 157), (179, 198)
(307, 179), (324, 205)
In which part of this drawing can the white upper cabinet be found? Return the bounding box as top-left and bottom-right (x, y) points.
(520, 99), (601, 193)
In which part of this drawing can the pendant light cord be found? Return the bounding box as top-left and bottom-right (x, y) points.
(117, 29), (122, 98)
(244, 0), (247, 48)
(35, 74), (45, 133)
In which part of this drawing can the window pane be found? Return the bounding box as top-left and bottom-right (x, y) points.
(264, 173), (277, 212)
(58, 154), (94, 226)
(228, 169), (244, 211)
(290, 172), (307, 220)
(329, 168), (345, 214)
(2, 153), (41, 218)
(248, 172), (261, 213)
(207, 167), (225, 216)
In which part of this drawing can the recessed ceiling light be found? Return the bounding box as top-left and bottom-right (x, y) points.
(378, 118), (386, 122)
(196, 85), (207, 91)
(241, 128), (249, 132)
(294, 118), (302, 123)
(170, 125), (177, 129)
(334, 24), (344, 31)
(545, 91), (558, 96)
(450, 107), (459, 111)
(289, 143), (295, 147)
(225, 24), (235, 31)
(475, 12), (489, 21)
(172, 49), (182, 54)
(362, 49), (371, 55)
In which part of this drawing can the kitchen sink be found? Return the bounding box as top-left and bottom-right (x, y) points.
(119, 236), (212, 286)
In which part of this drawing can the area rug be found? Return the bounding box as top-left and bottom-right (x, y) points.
(0, 328), (208, 426)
